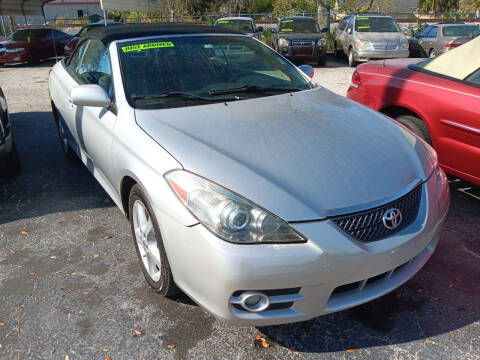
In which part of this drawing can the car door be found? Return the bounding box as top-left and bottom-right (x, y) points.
(336, 17), (347, 51)
(414, 25), (432, 56)
(422, 26), (438, 56)
(69, 39), (117, 183)
(341, 17), (354, 53)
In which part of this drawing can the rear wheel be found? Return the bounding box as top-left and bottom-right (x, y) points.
(317, 54), (326, 67)
(129, 184), (179, 297)
(395, 115), (432, 145)
(429, 49), (436, 58)
(348, 48), (357, 67)
(0, 139), (21, 177)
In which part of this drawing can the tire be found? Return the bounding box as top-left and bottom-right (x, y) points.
(429, 49), (436, 58)
(53, 106), (76, 161)
(128, 184), (179, 297)
(395, 115), (432, 145)
(334, 42), (341, 58)
(0, 139), (21, 177)
(27, 53), (40, 65)
(317, 54), (326, 67)
(348, 48), (357, 67)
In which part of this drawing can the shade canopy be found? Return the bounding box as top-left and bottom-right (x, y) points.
(0, 0), (52, 15)
(100, 0), (162, 12)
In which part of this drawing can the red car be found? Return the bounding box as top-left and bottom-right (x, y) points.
(64, 22), (121, 56)
(0, 28), (73, 66)
(347, 38), (480, 186)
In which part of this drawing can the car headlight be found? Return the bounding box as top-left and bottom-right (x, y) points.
(6, 48), (25, 53)
(400, 42), (409, 50)
(355, 42), (372, 50)
(278, 38), (288, 47)
(165, 170), (306, 244)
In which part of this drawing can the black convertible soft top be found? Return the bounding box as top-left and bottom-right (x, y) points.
(84, 23), (244, 45)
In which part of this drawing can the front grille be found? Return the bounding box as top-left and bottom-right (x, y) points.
(333, 185), (422, 243)
(373, 44), (397, 50)
(292, 40), (315, 46)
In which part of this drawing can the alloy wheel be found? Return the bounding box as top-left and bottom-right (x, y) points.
(132, 200), (162, 282)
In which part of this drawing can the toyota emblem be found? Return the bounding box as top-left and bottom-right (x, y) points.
(382, 208), (403, 230)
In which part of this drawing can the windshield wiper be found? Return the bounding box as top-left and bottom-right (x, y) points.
(208, 85), (304, 96)
(131, 91), (235, 102)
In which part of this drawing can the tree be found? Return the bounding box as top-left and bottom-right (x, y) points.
(249, 0), (274, 12)
(418, 0), (460, 12)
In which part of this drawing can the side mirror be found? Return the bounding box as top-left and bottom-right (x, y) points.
(299, 64), (314, 79)
(321, 27), (329, 33)
(70, 84), (110, 108)
(271, 29), (277, 34)
(257, 26), (264, 33)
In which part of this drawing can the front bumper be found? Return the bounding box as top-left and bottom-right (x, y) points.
(0, 50), (29, 64)
(354, 48), (410, 62)
(278, 45), (325, 61)
(155, 169), (449, 326)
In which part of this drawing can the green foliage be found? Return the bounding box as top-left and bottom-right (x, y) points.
(418, 0), (460, 12)
(261, 27), (274, 45)
(294, 0), (317, 12)
(249, 0), (274, 13)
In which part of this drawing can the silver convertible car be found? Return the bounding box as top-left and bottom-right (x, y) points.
(49, 24), (449, 326)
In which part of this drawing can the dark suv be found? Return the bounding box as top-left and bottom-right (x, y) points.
(0, 86), (21, 176)
(272, 16), (328, 66)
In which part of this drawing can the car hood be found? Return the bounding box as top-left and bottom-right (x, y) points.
(278, 33), (324, 41)
(357, 32), (405, 44)
(135, 88), (432, 222)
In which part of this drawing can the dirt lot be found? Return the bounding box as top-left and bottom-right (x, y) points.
(0, 57), (479, 360)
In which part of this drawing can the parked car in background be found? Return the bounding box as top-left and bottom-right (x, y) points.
(214, 17), (263, 40)
(347, 36), (480, 186)
(0, 28), (73, 66)
(272, 16), (327, 66)
(409, 23), (480, 58)
(334, 14), (409, 67)
(0, 86), (21, 176)
(49, 24), (449, 326)
(64, 21), (122, 56)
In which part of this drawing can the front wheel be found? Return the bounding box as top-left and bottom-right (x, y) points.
(317, 54), (326, 67)
(429, 49), (436, 58)
(348, 48), (357, 67)
(129, 184), (179, 297)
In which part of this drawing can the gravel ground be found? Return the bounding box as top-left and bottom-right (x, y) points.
(0, 57), (479, 360)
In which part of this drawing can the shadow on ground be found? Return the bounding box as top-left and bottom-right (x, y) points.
(0, 111), (112, 225)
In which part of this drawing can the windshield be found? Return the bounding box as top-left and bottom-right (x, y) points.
(215, 20), (255, 33)
(355, 17), (400, 33)
(118, 35), (311, 109)
(279, 18), (319, 33)
(442, 25), (478, 37)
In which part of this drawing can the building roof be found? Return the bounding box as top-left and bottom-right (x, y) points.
(84, 23), (243, 45)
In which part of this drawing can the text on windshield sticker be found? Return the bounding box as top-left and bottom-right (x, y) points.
(121, 42), (175, 52)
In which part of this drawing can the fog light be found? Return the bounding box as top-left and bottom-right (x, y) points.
(239, 291), (270, 312)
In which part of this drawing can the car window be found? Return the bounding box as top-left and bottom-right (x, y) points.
(354, 17), (400, 33)
(442, 25), (478, 37)
(418, 25), (432, 37)
(215, 20), (255, 33)
(69, 39), (112, 93)
(337, 17), (348, 31)
(279, 18), (319, 34)
(465, 69), (480, 85)
(428, 26), (438, 38)
(118, 35), (311, 110)
(346, 17), (353, 32)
